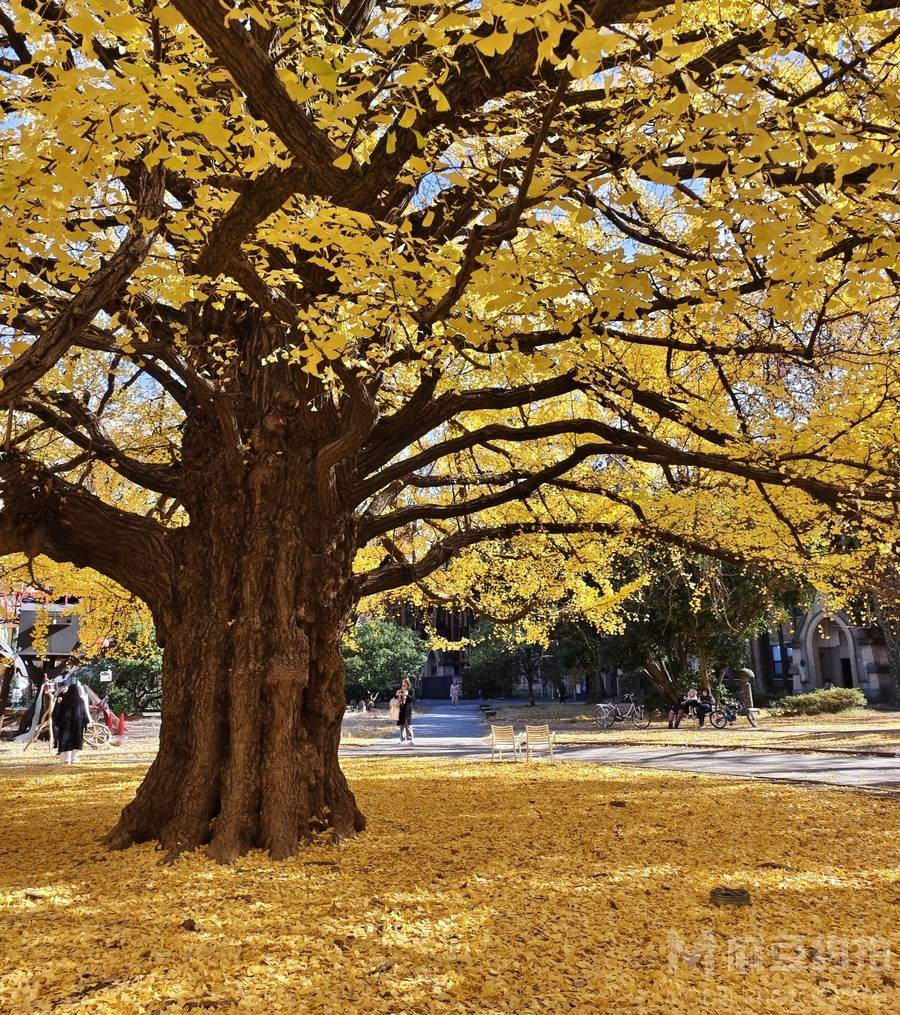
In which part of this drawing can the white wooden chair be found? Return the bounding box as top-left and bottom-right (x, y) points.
(489, 724), (523, 762)
(524, 724), (556, 762)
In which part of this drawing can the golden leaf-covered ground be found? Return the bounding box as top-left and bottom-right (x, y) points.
(1, 757), (898, 1013)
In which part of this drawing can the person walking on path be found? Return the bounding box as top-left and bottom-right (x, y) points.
(52, 682), (90, 763)
(396, 677), (415, 744)
(450, 677), (461, 706)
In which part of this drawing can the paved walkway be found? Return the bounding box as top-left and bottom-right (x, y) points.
(341, 701), (900, 791)
(342, 700), (488, 757)
(559, 744), (900, 790)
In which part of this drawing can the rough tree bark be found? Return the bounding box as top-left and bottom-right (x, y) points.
(0, 448), (365, 862)
(105, 504), (365, 862)
(697, 648), (711, 694)
(521, 646), (537, 706)
(104, 329), (368, 862)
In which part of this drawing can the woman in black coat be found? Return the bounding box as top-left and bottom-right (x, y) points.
(52, 683), (90, 763)
(396, 677), (415, 745)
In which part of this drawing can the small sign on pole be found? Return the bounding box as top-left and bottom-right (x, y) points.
(99, 669), (113, 683)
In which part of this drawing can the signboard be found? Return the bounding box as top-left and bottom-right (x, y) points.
(99, 669), (113, 683)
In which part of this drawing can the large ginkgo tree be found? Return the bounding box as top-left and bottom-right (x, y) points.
(0, 0), (897, 860)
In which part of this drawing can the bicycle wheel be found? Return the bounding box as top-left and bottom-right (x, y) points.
(596, 705), (616, 729)
(84, 723), (111, 748)
(745, 709), (759, 728)
(709, 710), (727, 730)
(630, 705), (651, 728)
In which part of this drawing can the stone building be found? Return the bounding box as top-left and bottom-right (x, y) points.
(395, 604), (472, 698)
(751, 598), (894, 702)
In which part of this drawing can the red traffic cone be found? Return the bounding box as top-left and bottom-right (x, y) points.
(115, 712), (127, 736)
(105, 710), (115, 731)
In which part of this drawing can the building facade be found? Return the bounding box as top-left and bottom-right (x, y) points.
(395, 604), (472, 698)
(751, 598), (894, 702)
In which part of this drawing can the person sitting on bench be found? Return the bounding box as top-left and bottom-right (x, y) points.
(670, 688), (700, 728)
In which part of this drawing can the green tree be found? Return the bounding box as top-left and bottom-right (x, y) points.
(342, 619), (427, 704)
(545, 620), (609, 702)
(85, 656), (163, 715)
(462, 621), (521, 700)
(591, 552), (808, 700)
(83, 623), (164, 714)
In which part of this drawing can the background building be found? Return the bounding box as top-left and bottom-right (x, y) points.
(751, 599), (893, 702)
(395, 604), (472, 698)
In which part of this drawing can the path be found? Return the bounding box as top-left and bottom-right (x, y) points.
(559, 744), (900, 790)
(341, 700), (487, 756)
(341, 700), (900, 790)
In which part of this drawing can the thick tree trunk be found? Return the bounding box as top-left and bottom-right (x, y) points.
(105, 538), (363, 862)
(106, 427), (364, 862)
(586, 670), (605, 703)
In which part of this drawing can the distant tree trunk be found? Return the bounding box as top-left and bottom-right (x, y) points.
(105, 414), (365, 862)
(869, 592), (900, 705)
(0, 665), (13, 725)
(697, 648), (710, 693)
(527, 648), (536, 706)
(518, 645), (537, 705)
(643, 658), (678, 700)
(587, 670), (605, 702)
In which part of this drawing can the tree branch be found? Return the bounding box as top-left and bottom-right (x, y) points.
(357, 372), (587, 485)
(358, 441), (614, 542)
(0, 165), (166, 408)
(356, 416), (897, 516)
(355, 518), (747, 597)
(171, 0), (346, 189)
(18, 394), (182, 497)
(0, 452), (177, 616)
(316, 363), (377, 513)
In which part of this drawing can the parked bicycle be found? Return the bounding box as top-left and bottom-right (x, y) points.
(595, 694), (652, 729)
(710, 697), (759, 729)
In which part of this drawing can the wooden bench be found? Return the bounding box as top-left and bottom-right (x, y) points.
(523, 724), (556, 762)
(488, 724), (523, 762)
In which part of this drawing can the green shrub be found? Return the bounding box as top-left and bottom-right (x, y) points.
(775, 687), (868, 716)
(83, 656), (162, 715)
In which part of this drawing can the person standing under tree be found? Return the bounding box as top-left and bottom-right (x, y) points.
(396, 677), (415, 744)
(450, 677), (461, 706)
(52, 683), (89, 763)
